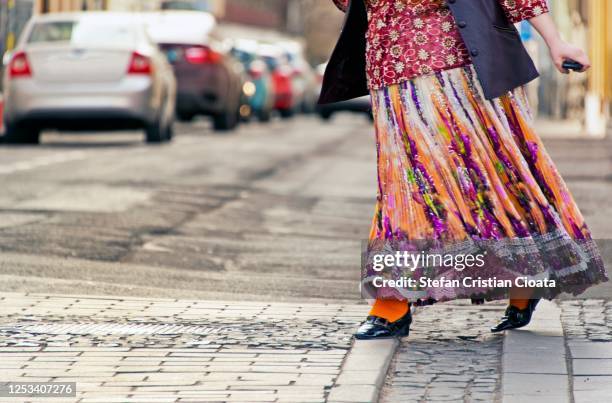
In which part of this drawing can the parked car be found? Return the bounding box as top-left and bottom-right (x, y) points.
(259, 44), (296, 119)
(279, 42), (318, 114)
(315, 63), (372, 121)
(2, 12), (177, 144)
(231, 40), (274, 122)
(145, 11), (244, 131)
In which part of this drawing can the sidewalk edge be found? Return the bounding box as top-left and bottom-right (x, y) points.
(327, 337), (399, 403)
(501, 299), (570, 403)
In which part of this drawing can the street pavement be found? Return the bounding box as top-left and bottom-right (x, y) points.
(0, 115), (375, 302)
(0, 115), (611, 402)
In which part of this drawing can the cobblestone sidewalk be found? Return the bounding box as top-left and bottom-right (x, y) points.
(3, 293), (612, 403)
(381, 299), (612, 403)
(560, 299), (612, 403)
(380, 301), (505, 403)
(0, 292), (367, 403)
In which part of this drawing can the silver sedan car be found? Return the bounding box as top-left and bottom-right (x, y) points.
(2, 12), (177, 144)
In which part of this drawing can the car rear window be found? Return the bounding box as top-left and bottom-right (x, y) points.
(29, 21), (75, 43)
(29, 21), (138, 46)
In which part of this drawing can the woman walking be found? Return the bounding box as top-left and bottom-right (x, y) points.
(320, 0), (608, 340)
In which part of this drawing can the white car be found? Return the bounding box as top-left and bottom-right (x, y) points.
(2, 12), (177, 144)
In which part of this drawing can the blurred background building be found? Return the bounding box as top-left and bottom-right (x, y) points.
(522, 0), (611, 136)
(0, 0), (610, 136)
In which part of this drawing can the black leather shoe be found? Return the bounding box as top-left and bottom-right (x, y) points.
(491, 299), (540, 333)
(354, 311), (412, 340)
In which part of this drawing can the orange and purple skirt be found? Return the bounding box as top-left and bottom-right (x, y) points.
(363, 65), (607, 302)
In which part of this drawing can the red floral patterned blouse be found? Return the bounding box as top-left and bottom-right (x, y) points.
(331, 0), (549, 90)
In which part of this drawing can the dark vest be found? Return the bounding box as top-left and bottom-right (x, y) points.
(318, 0), (539, 104)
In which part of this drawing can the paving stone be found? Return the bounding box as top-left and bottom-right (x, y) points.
(568, 340), (612, 358)
(572, 359), (612, 375)
(561, 300), (612, 401)
(380, 302), (504, 403)
(573, 391), (612, 403)
(334, 370), (385, 386)
(560, 300), (612, 342)
(0, 292), (367, 403)
(501, 301), (570, 403)
(327, 384), (378, 403)
(503, 373), (569, 401)
(503, 351), (568, 375)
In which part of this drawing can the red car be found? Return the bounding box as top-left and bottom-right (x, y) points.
(259, 45), (297, 119)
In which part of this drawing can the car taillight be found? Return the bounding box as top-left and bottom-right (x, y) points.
(185, 46), (221, 64)
(127, 52), (152, 75)
(9, 51), (32, 78)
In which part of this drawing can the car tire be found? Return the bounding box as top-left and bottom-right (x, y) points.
(164, 122), (174, 141)
(164, 106), (175, 142)
(258, 108), (271, 123)
(213, 107), (239, 132)
(301, 100), (315, 114)
(177, 112), (195, 122)
(279, 108), (294, 119)
(319, 110), (333, 121)
(145, 119), (165, 144)
(3, 121), (41, 144)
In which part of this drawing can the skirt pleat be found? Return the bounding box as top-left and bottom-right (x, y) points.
(364, 65), (607, 302)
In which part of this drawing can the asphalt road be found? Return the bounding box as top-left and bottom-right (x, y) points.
(0, 115), (610, 302)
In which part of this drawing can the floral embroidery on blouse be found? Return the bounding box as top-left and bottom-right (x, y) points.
(364, 0), (471, 89)
(330, 0), (549, 90)
(500, 0), (549, 23)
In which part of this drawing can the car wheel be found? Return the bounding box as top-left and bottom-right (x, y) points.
(3, 122), (41, 144)
(301, 100), (315, 114)
(279, 108), (294, 119)
(177, 112), (195, 122)
(319, 110), (333, 121)
(164, 108), (175, 142)
(258, 108), (271, 123)
(213, 107), (239, 132)
(145, 119), (165, 144)
(164, 122), (174, 141)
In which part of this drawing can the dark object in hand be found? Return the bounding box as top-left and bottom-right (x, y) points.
(562, 60), (584, 72)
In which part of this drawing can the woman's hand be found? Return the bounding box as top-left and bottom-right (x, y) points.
(528, 13), (591, 74)
(548, 39), (591, 74)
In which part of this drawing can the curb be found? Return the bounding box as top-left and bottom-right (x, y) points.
(501, 300), (570, 403)
(327, 338), (399, 403)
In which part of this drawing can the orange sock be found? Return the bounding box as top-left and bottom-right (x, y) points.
(369, 299), (410, 322)
(509, 298), (530, 310)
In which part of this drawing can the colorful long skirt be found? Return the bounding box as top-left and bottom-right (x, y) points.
(362, 65), (608, 302)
